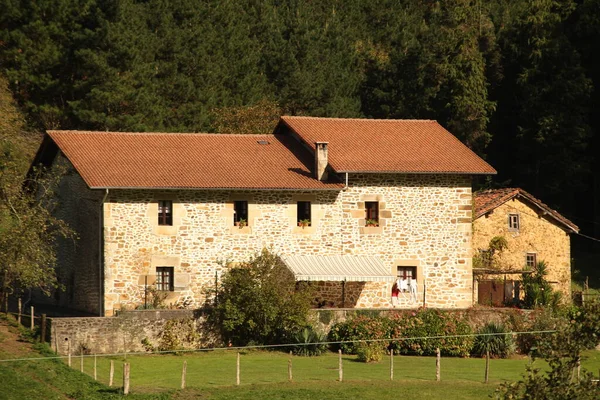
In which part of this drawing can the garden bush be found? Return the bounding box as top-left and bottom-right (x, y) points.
(472, 322), (514, 358)
(389, 309), (473, 357)
(327, 315), (389, 354)
(209, 248), (314, 346)
(292, 326), (327, 356)
(329, 309), (473, 360)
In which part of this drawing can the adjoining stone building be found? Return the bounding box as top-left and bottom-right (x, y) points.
(472, 188), (579, 305)
(31, 116), (496, 316)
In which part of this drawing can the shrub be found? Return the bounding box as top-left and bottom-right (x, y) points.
(209, 248), (314, 346)
(472, 322), (513, 358)
(328, 315), (389, 354)
(522, 261), (561, 309)
(292, 327), (327, 356)
(356, 341), (385, 363)
(389, 309), (473, 357)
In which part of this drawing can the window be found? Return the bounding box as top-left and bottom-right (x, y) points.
(234, 200), (248, 225)
(397, 266), (417, 281)
(526, 253), (537, 268)
(365, 201), (379, 225)
(158, 200), (173, 226)
(508, 214), (520, 231)
(156, 267), (174, 291)
(297, 201), (311, 226)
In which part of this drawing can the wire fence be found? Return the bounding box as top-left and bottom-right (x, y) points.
(1, 312), (593, 395)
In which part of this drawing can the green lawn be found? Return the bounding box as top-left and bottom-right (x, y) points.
(71, 349), (600, 398)
(3, 311), (600, 400)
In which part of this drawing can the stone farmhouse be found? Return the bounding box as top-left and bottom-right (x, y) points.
(31, 116), (496, 316)
(473, 188), (578, 306)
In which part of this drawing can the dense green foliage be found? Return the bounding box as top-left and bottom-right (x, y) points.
(1, 0), (599, 248)
(472, 322), (513, 358)
(210, 248), (314, 346)
(495, 301), (600, 399)
(522, 261), (561, 309)
(0, 80), (74, 306)
(328, 309), (474, 360)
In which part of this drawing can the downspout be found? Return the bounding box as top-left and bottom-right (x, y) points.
(344, 172), (348, 190)
(99, 189), (109, 316)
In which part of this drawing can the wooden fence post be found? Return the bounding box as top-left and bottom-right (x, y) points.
(94, 355), (97, 380)
(109, 360), (114, 387)
(288, 351), (293, 382)
(17, 298), (21, 325)
(67, 340), (71, 367)
(80, 354), (84, 372)
(40, 314), (47, 343)
(123, 362), (130, 395)
(485, 350), (490, 384)
(236, 352), (240, 386)
(30, 306), (34, 330)
(436, 348), (441, 382)
(390, 349), (394, 381)
(181, 360), (187, 389)
(338, 349), (343, 382)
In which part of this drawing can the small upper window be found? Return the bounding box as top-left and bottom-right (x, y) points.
(234, 200), (248, 226)
(297, 201), (311, 226)
(158, 200), (173, 226)
(508, 214), (520, 231)
(365, 201), (379, 226)
(526, 253), (537, 268)
(156, 267), (174, 291)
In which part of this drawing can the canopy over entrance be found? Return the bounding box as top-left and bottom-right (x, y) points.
(281, 255), (395, 282)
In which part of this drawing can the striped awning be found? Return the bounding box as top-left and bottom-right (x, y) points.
(281, 255), (395, 282)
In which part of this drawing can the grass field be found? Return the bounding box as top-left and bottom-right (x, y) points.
(78, 348), (600, 398)
(3, 314), (600, 399)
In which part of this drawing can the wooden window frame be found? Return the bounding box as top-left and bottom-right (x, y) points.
(508, 214), (520, 231)
(233, 200), (249, 225)
(397, 266), (417, 281)
(156, 266), (174, 291)
(365, 201), (379, 223)
(526, 253), (537, 268)
(158, 200), (173, 226)
(297, 201), (311, 226)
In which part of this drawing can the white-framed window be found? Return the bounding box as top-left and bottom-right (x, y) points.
(508, 214), (520, 231)
(156, 267), (174, 291)
(526, 253), (537, 268)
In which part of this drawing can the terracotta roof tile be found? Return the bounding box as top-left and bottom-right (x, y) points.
(46, 131), (343, 190)
(474, 188), (578, 232)
(278, 116), (496, 174)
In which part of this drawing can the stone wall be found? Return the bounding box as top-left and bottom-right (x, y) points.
(50, 308), (526, 355)
(100, 173), (472, 315)
(50, 310), (202, 355)
(34, 155), (104, 314)
(472, 197), (572, 299)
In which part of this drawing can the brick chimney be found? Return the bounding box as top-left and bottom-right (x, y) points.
(314, 142), (329, 181)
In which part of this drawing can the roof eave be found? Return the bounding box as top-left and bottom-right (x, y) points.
(89, 186), (345, 191)
(337, 170), (497, 175)
(474, 191), (579, 233)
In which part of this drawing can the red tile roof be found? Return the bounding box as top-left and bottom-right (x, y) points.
(277, 116), (496, 175)
(46, 131), (343, 190)
(474, 188), (578, 232)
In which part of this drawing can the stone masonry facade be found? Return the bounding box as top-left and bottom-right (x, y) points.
(101, 173), (473, 315)
(472, 197), (572, 299)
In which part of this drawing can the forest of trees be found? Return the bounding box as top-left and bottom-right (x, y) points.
(0, 0), (599, 255)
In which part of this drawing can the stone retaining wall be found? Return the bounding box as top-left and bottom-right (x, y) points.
(50, 309), (207, 355)
(50, 307), (523, 355)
